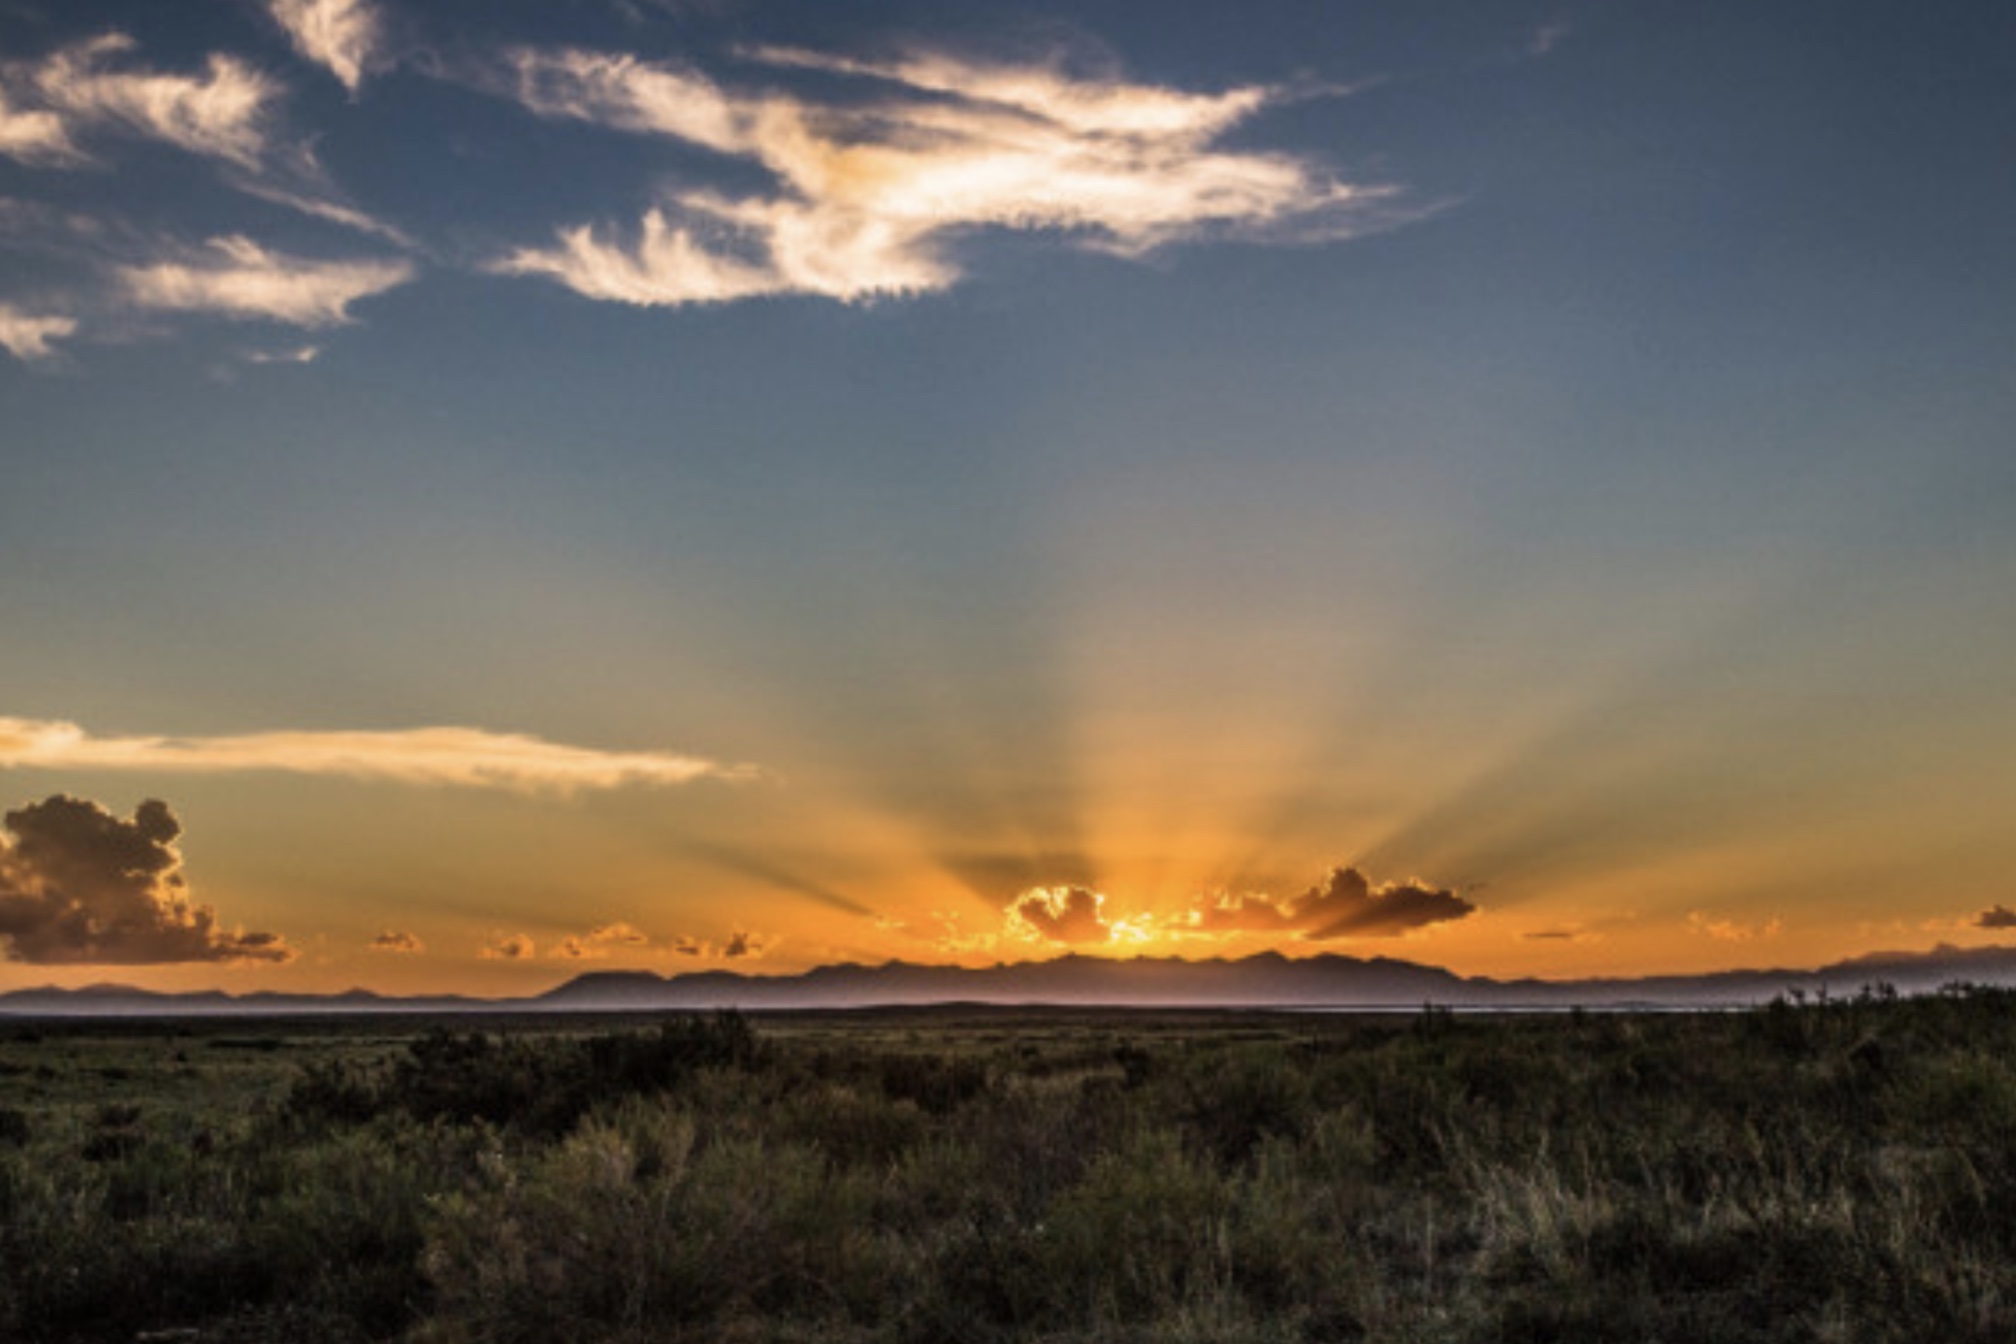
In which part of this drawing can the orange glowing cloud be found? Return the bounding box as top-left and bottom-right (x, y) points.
(0, 717), (754, 793)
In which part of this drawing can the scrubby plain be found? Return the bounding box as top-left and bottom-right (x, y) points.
(2, 990), (2015, 1343)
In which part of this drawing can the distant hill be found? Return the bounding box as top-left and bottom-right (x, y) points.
(4, 942), (2014, 1016)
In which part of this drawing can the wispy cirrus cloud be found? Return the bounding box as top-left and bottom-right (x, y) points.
(0, 717), (753, 793)
(266, 0), (385, 93)
(0, 32), (403, 242)
(493, 44), (1396, 307)
(13, 33), (279, 169)
(0, 84), (79, 163)
(0, 303), (77, 361)
(116, 235), (413, 327)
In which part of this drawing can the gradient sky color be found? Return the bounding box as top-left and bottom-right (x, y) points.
(2, 0), (2013, 994)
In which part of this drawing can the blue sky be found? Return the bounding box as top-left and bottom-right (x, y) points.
(1, 0), (2013, 990)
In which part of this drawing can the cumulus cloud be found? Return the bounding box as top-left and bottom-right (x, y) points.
(0, 304), (76, 361)
(267, 0), (384, 93)
(1976, 905), (2016, 930)
(116, 235), (414, 327)
(1009, 885), (1111, 944)
(1191, 867), (1476, 940)
(548, 921), (653, 959)
(0, 717), (750, 793)
(370, 929), (423, 952)
(1687, 911), (1783, 942)
(12, 33), (279, 169)
(480, 933), (535, 959)
(0, 794), (290, 964)
(494, 44), (1393, 306)
(668, 929), (766, 959)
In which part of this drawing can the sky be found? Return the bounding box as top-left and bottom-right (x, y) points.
(2, 0), (2013, 995)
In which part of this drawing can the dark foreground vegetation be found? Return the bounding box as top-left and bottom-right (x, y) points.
(3, 989), (2016, 1342)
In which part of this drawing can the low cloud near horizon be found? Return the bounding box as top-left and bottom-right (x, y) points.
(0, 717), (753, 793)
(0, 794), (290, 964)
(1191, 867), (1477, 940)
(1009, 886), (1112, 944)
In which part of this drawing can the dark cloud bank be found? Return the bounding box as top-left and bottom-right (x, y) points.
(0, 794), (288, 964)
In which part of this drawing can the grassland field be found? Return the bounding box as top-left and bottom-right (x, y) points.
(2, 991), (2014, 1343)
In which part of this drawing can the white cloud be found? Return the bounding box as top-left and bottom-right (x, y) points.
(243, 342), (322, 365)
(0, 304), (77, 360)
(27, 33), (279, 169)
(0, 717), (754, 793)
(267, 0), (385, 94)
(494, 46), (1391, 307)
(117, 235), (414, 327)
(507, 47), (744, 151)
(0, 85), (79, 164)
(1, 34), (401, 241)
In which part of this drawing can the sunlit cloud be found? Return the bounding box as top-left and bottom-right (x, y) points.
(0, 32), (403, 240)
(1189, 867), (1477, 940)
(667, 928), (768, 960)
(480, 932), (536, 960)
(549, 920), (653, 959)
(116, 235), (413, 327)
(370, 929), (423, 953)
(494, 44), (1392, 307)
(0, 717), (753, 793)
(0, 795), (290, 965)
(0, 304), (76, 361)
(1687, 911), (1784, 943)
(17, 33), (279, 169)
(267, 0), (384, 94)
(0, 85), (79, 164)
(1008, 885), (1112, 945)
(229, 178), (414, 245)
